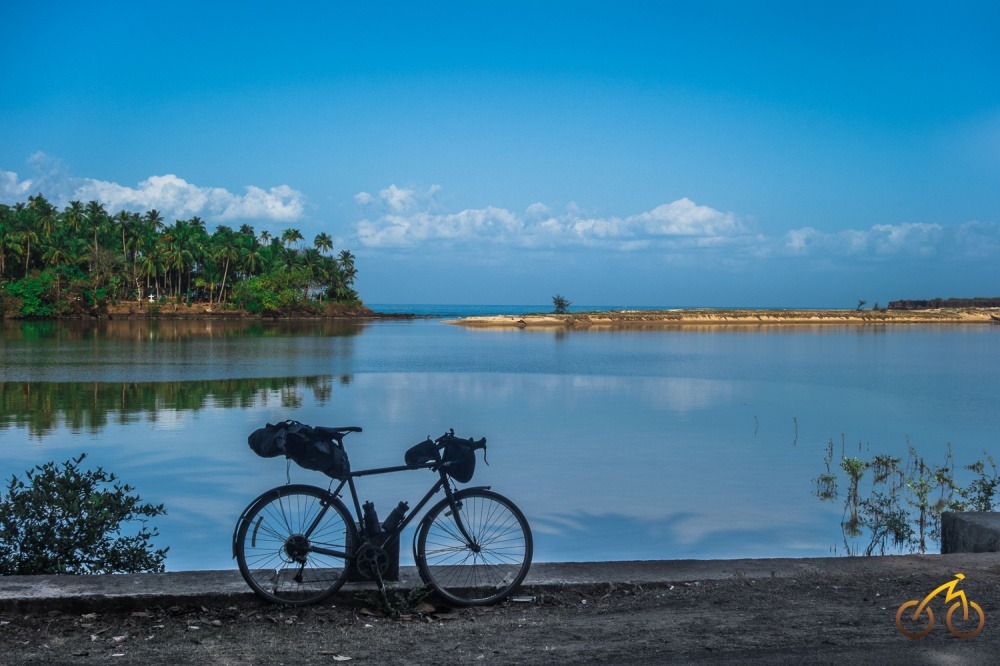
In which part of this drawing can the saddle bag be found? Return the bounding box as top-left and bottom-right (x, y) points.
(248, 420), (351, 480)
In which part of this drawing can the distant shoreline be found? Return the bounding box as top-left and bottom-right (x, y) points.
(449, 307), (1000, 329)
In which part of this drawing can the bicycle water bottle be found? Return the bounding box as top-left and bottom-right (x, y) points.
(362, 501), (382, 538)
(381, 501), (409, 533)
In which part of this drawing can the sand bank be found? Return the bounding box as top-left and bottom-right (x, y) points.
(449, 307), (1000, 329)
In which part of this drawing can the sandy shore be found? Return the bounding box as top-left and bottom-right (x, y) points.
(450, 307), (1000, 330)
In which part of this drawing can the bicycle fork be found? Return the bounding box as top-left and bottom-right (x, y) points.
(445, 501), (481, 552)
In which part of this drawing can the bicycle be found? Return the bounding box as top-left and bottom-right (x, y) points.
(233, 424), (533, 607)
(894, 572), (985, 639)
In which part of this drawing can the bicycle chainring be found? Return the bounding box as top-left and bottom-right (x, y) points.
(355, 543), (390, 580)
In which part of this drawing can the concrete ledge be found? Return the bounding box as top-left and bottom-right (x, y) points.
(6, 553), (1000, 612)
(941, 511), (1000, 553)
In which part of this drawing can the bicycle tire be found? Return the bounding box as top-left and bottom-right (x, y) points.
(895, 600), (934, 639)
(235, 484), (354, 605)
(416, 488), (532, 606)
(946, 600), (985, 639)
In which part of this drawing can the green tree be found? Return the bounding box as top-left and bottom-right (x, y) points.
(2, 270), (62, 318)
(0, 195), (362, 314)
(281, 227), (304, 250)
(84, 200), (108, 260)
(314, 232), (333, 255)
(552, 294), (571, 314)
(212, 225), (241, 303)
(0, 454), (167, 574)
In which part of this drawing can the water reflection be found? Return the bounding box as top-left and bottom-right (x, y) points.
(2, 318), (367, 341)
(0, 377), (348, 437)
(0, 319), (362, 383)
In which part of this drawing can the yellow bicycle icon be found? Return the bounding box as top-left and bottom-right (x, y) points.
(895, 573), (985, 639)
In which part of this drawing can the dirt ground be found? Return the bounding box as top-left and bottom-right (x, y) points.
(3, 567), (999, 665)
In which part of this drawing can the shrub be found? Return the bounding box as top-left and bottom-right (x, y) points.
(231, 269), (318, 316)
(552, 294), (571, 314)
(0, 454), (168, 575)
(2, 271), (61, 318)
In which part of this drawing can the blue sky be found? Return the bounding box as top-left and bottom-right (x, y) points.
(2, 1), (998, 307)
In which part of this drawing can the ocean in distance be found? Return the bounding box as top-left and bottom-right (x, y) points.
(367, 303), (682, 317)
(1, 311), (998, 571)
(368, 303), (836, 317)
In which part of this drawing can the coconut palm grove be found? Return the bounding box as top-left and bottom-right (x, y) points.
(0, 194), (361, 318)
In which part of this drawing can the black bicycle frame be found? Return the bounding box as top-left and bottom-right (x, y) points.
(303, 461), (482, 560)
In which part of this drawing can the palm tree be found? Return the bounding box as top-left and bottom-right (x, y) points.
(137, 251), (163, 301)
(0, 197), (363, 311)
(240, 239), (262, 279)
(161, 220), (197, 299)
(338, 249), (357, 289)
(163, 242), (193, 299)
(212, 227), (241, 303)
(84, 200), (108, 260)
(41, 233), (76, 270)
(64, 200), (85, 235)
(314, 232), (333, 255)
(0, 205), (14, 276)
(18, 224), (38, 275)
(281, 228), (303, 250)
(143, 209), (164, 234)
(112, 210), (133, 259)
(300, 248), (327, 299)
(28, 194), (57, 242)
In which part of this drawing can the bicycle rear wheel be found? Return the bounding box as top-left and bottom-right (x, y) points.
(416, 488), (532, 606)
(235, 484), (354, 605)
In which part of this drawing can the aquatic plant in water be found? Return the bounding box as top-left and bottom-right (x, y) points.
(814, 436), (999, 556)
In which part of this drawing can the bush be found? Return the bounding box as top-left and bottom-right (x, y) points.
(2, 271), (62, 318)
(0, 454), (168, 575)
(552, 294), (571, 314)
(231, 269), (318, 316)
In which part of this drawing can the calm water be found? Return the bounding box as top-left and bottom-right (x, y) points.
(1, 317), (998, 570)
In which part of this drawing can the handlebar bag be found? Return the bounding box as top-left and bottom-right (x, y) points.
(443, 442), (476, 483)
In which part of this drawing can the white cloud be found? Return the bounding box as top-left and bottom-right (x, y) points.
(351, 184), (1000, 265)
(954, 220), (1000, 259)
(780, 222), (944, 257)
(75, 174), (304, 222)
(355, 185), (747, 251)
(380, 184), (417, 213)
(1, 153), (305, 223)
(0, 169), (31, 200)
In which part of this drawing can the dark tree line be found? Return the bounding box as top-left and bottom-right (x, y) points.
(889, 298), (1000, 310)
(0, 194), (359, 317)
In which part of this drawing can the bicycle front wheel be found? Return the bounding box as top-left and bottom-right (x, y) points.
(416, 489), (532, 606)
(235, 484), (354, 605)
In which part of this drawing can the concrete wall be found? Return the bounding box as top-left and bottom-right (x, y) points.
(941, 512), (1000, 554)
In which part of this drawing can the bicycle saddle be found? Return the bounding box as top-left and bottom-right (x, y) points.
(315, 426), (363, 436)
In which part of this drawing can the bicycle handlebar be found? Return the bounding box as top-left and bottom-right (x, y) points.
(435, 429), (487, 451)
